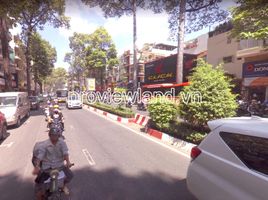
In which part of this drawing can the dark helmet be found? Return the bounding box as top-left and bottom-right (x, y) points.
(49, 127), (61, 136)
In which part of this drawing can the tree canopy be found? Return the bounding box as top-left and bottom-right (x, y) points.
(30, 32), (57, 89)
(65, 27), (118, 89)
(231, 0), (268, 40)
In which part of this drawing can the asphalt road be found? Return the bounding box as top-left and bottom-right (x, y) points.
(0, 106), (196, 200)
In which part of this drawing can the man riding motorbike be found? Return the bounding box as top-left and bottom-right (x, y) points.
(48, 105), (64, 131)
(32, 127), (73, 200)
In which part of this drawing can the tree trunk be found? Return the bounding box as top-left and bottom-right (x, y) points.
(176, 0), (186, 84)
(39, 81), (43, 94)
(25, 30), (32, 95)
(132, 0), (137, 92)
(0, 17), (12, 91)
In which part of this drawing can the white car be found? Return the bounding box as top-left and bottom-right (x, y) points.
(187, 116), (268, 200)
(66, 95), (82, 109)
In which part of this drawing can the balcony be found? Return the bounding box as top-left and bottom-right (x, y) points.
(237, 39), (268, 58)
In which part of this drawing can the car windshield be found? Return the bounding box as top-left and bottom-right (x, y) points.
(0, 96), (17, 107)
(69, 95), (79, 101)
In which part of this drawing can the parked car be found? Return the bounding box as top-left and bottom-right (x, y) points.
(0, 92), (31, 127)
(187, 116), (268, 200)
(29, 96), (40, 110)
(0, 111), (7, 140)
(66, 93), (82, 109)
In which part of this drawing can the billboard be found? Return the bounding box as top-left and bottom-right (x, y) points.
(144, 54), (197, 84)
(242, 60), (268, 78)
(86, 78), (96, 91)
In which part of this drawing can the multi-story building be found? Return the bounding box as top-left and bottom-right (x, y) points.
(207, 21), (268, 101)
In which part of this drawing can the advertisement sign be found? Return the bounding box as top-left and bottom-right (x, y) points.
(242, 60), (268, 78)
(87, 78), (95, 91)
(144, 54), (196, 84)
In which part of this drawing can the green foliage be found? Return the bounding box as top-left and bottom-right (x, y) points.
(30, 32), (56, 84)
(84, 101), (135, 118)
(231, 0), (268, 40)
(45, 67), (67, 92)
(186, 132), (207, 144)
(148, 0), (229, 40)
(178, 59), (238, 127)
(148, 97), (178, 130)
(65, 27), (118, 89)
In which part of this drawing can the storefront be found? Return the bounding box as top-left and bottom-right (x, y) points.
(242, 60), (268, 102)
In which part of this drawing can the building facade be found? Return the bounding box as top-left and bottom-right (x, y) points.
(207, 22), (268, 101)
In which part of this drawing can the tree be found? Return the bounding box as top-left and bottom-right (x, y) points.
(64, 32), (91, 86)
(30, 32), (57, 94)
(65, 28), (118, 91)
(178, 59), (238, 127)
(84, 27), (118, 90)
(81, 0), (149, 92)
(16, 0), (69, 95)
(149, 0), (229, 84)
(231, 0), (268, 40)
(44, 67), (67, 93)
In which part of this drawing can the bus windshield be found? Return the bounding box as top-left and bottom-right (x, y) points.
(56, 90), (68, 97)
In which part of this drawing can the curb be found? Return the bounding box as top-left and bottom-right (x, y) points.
(133, 113), (150, 126)
(146, 128), (196, 153)
(83, 105), (134, 124)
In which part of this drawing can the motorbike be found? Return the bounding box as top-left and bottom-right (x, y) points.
(126, 101), (132, 108)
(37, 164), (74, 200)
(44, 108), (50, 122)
(247, 101), (264, 117)
(137, 101), (146, 111)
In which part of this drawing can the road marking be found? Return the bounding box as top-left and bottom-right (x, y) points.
(82, 148), (96, 166)
(70, 125), (74, 130)
(0, 142), (14, 148)
(84, 107), (190, 159)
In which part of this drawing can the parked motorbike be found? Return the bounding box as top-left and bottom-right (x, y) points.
(236, 100), (250, 116)
(137, 102), (146, 111)
(126, 101), (132, 108)
(247, 100), (264, 117)
(36, 164), (74, 200)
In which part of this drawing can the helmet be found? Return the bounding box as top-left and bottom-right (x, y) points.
(53, 105), (59, 109)
(54, 109), (59, 114)
(49, 127), (61, 136)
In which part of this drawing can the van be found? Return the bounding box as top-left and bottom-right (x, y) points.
(66, 92), (82, 109)
(0, 92), (31, 127)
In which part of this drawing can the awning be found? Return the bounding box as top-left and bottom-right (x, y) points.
(243, 77), (268, 87)
(142, 82), (190, 89)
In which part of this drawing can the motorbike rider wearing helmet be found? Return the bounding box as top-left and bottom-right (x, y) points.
(48, 105), (64, 130)
(32, 127), (73, 199)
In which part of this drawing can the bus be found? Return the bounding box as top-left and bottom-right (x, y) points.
(56, 89), (68, 103)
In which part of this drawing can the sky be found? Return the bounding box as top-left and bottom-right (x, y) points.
(11, 0), (235, 70)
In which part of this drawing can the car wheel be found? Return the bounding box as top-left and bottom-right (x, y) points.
(16, 117), (21, 128)
(27, 111), (30, 118)
(1, 123), (7, 139)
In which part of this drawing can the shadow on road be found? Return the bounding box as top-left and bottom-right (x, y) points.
(0, 167), (196, 200)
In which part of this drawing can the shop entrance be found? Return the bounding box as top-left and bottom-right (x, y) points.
(248, 86), (266, 102)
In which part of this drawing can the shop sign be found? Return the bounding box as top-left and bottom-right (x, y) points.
(242, 60), (268, 78)
(144, 54), (196, 84)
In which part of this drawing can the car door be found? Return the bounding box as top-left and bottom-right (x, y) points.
(218, 131), (268, 200)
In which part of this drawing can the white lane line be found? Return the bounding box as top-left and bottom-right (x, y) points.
(83, 107), (190, 159)
(82, 148), (96, 166)
(0, 142), (14, 148)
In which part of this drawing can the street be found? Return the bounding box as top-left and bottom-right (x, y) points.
(0, 106), (195, 200)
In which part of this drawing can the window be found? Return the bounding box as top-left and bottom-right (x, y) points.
(220, 132), (268, 176)
(223, 56), (233, 63)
